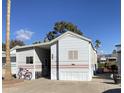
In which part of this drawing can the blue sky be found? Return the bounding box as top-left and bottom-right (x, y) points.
(2, 0), (121, 54)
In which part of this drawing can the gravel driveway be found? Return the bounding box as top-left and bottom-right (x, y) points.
(3, 75), (121, 93)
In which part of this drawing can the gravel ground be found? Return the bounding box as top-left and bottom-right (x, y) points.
(3, 75), (121, 93)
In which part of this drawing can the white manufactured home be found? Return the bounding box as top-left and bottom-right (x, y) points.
(2, 46), (19, 77)
(16, 31), (97, 81)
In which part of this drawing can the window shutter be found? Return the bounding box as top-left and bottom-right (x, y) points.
(69, 51), (73, 60)
(74, 50), (78, 59)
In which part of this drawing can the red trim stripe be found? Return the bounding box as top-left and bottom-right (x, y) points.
(51, 67), (88, 68)
(51, 64), (89, 66)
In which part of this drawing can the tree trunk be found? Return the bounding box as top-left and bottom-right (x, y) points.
(4, 0), (12, 80)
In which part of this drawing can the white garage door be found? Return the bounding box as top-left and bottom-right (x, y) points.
(60, 71), (89, 81)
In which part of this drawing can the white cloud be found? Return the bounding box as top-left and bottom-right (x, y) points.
(15, 29), (34, 41)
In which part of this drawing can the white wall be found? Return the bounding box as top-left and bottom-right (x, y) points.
(89, 44), (97, 78)
(10, 49), (16, 55)
(58, 34), (90, 81)
(17, 47), (50, 79)
(89, 44), (92, 80)
(16, 48), (35, 79)
(59, 34), (89, 64)
(2, 49), (17, 76)
(51, 43), (57, 80)
(2, 62), (17, 77)
(10, 49), (17, 74)
(17, 48), (34, 65)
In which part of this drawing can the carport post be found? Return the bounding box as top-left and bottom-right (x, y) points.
(56, 41), (59, 80)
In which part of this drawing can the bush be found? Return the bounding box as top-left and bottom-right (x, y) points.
(98, 63), (105, 68)
(111, 65), (118, 73)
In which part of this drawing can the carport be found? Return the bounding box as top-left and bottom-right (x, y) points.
(34, 43), (51, 79)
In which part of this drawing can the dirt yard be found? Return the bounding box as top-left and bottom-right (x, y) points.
(3, 74), (121, 93)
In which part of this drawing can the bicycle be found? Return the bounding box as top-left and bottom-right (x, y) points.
(18, 68), (32, 80)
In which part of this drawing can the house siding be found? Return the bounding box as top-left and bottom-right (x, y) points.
(51, 43), (57, 80)
(59, 35), (89, 63)
(2, 49), (17, 77)
(16, 48), (35, 79)
(58, 34), (91, 81)
(17, 47), (50, 79)
(89, 44), (97, 78)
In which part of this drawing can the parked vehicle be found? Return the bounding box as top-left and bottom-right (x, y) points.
(111, 65), (120, 84)
(113, 73), (120, 84)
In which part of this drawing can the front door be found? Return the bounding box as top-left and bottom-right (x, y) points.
(42, 58), (50, 78)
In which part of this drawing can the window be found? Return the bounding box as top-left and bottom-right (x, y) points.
(68, 50), (78, 60)
(11, 57), (16, 62)
(26, 56), (33, 64)
(2, 57), (6, 63)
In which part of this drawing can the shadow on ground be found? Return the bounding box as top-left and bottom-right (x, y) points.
(102, 88), (121, 93)
(102, 82), (115, 84)
(93, 73), (112, 80)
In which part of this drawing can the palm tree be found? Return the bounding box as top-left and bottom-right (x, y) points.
(95, 40), (101, 50)
(4, 0), (12, 80)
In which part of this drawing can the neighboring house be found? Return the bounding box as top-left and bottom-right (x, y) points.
(16, 31), (97, 81)
(98, 54), (117, 64)
(106, 57), (117, 63)
(99, 57), (106, 64)
(115, 44), (121, 76)
(2, 46), (19, 77)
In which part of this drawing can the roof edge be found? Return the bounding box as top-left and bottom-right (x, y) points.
(16, 31), (94, 50)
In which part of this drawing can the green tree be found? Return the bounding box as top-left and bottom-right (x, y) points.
(2, 40), (25, 51)
(10, 39), (25, 48)
(112, 49), (117, 57)
(54, 21), (82, 35)
(112, 49), (116, 54)
(45, 21), (83, 41)
(45, 31), (57, 41)
(54, 21), (67, 33)
(95, 40), (101, 50)
(32, 41), (43, 44)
